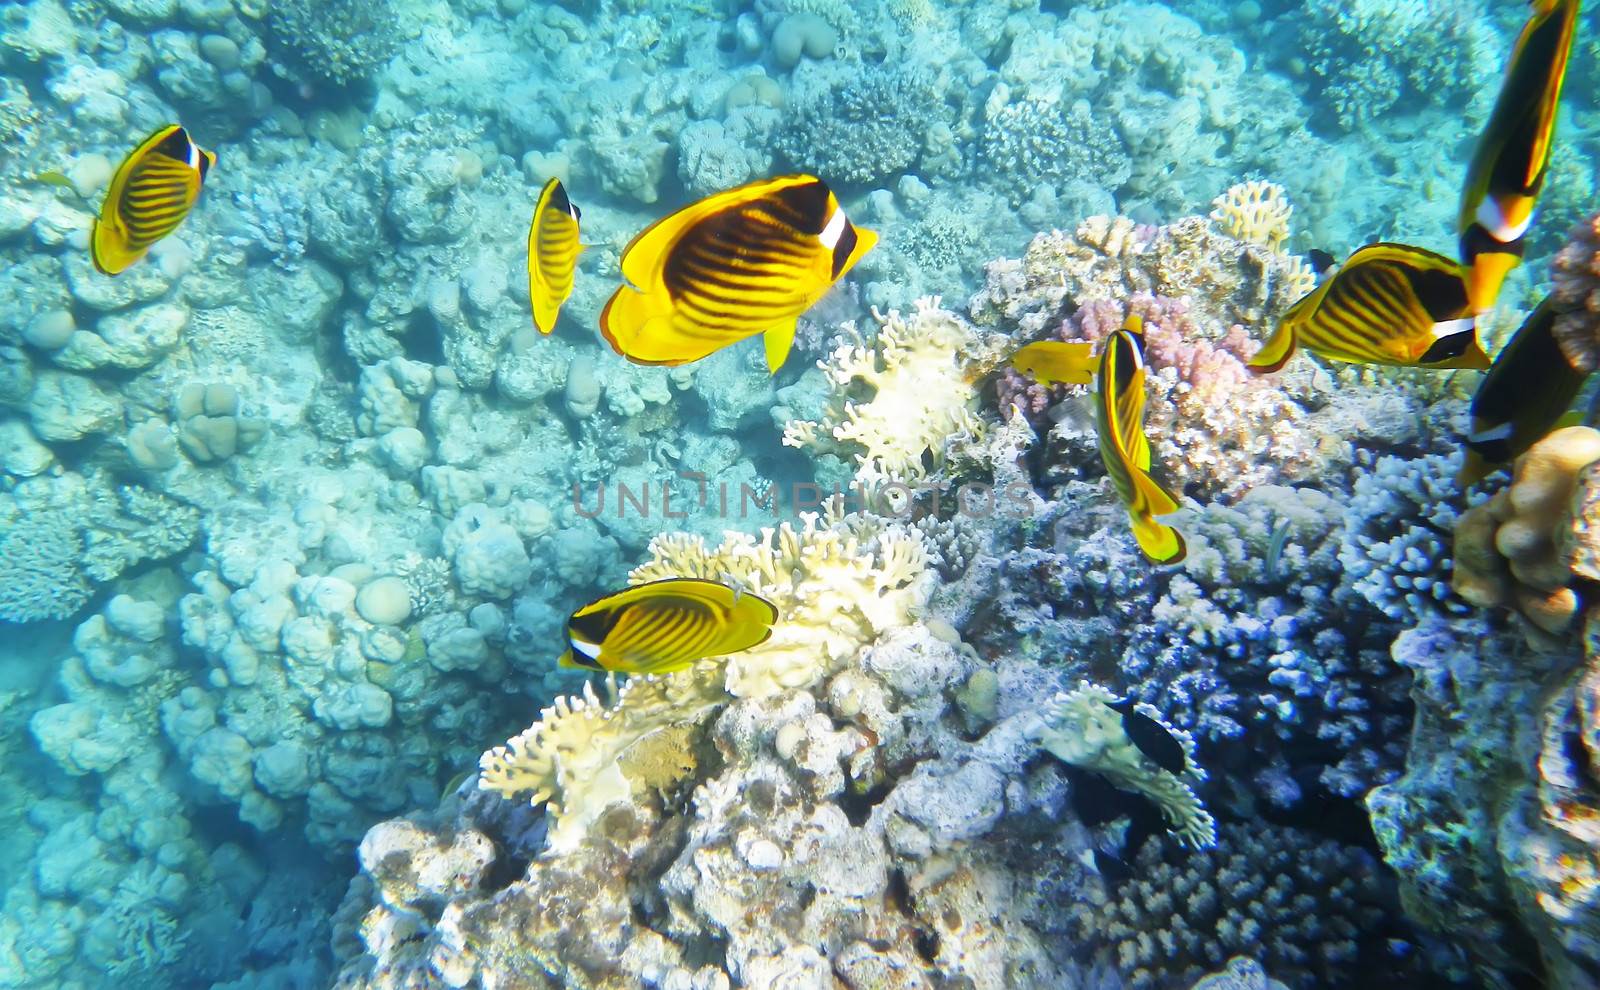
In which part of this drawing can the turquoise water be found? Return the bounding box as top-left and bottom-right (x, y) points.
(2, 0), (1599, 987)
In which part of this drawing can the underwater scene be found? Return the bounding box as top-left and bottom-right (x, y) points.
(8, 0), (1600, 987)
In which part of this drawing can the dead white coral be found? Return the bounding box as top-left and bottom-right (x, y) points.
(783, 297), (999, 486)
(1036, 682), (1216, 849)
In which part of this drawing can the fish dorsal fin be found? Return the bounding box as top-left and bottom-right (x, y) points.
(616, 175), (822, 290)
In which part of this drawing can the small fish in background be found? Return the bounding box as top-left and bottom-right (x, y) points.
(1103, 695), (1188, 776)
(528, 177), (584, 334)
(1457, 0), (1580, 314)
(599, 174), (877, 373)
(1247, 243), (1490, 375)
(1009, 340), (1096, 387)
(31, 171), (77, 191)
(1458, 297), (1591, 487)
(560, 577), (778, 675)
(92, 124), (216, 276)
(1097, 316), (1186, 564)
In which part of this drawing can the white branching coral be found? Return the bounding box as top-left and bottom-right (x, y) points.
(1036, 682), (1216, 849)
(1210, 180), (1294, 253)
(783, 297), (999, 485)
(631, 514), (934, 698)
(480, 515), (934, 853)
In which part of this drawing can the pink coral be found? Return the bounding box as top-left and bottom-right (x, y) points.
(1551, 211), (1600, 373)
(1057, 294), (1328, 500)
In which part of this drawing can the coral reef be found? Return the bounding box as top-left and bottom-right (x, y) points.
(782, 297), (1003, 487)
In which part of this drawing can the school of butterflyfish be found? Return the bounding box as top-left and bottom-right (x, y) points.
(1010, 0), (1586, 558)
(44, 0), (1586, 689)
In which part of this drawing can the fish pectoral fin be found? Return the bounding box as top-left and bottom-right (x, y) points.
(1246, 322), (1296, 375)
(765, 318), (798, 374)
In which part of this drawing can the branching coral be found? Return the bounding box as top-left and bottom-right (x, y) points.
(1210, 181), (1293, 253)
(1066, 824), (1400, 990)
(480, 515), (934, 852)
(1053, 295), (1338, 502)
(1037, 682), (1215, 849)
(970, 210), (1315, 338)
(783, 297), (1002, 486)
(266, 0), (401, 87)
(981, 90), (1131, 209)
(773, 65), (941, 187)
(0, 473), (200, 624)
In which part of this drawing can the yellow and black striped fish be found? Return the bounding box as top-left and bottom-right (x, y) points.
(528, 178), (583, 334)
(1458, 0), (1580, 314)
(1098, 316), (1185, 565)
(558, 577), (779, 675)
(1010, 340), (1096, 387)
(600, 174), (877, 373)
(1458, 297), (1591, 487)
(91, 124), (216, 276)
(1247, 243), (1489, 375)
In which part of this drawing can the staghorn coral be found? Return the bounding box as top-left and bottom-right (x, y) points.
(480, 515), (934, 851)
(783, 297), (1002, 486)
(1036, 681), (1215, 849)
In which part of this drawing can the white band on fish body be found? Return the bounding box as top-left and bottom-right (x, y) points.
(818, 208), (846, 250)
(1431, 318), (1475, 339)
(570, 637), (602, 659)
(1476, 197), (1534, 244)
(1469, 422), (1515, 444)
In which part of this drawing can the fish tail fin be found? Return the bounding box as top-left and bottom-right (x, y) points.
(532, 298), (559, 334)
(765, 317), (798, 373)
(1130, 510), (1186, 564)
(1246, 321), (1297, 375)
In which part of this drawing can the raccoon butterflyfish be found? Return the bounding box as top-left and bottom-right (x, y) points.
(1458, 0), (1580, 314)
(91, 124), (216, 276)
(1246, 243), (1490, 375)
(1010, 340), (1096, 387)
(598, 174), (877, 373)
(528, 178), (583, 334)
(1458, 297), (1590, 487)
(559, 577), (779, 675)
(1104, 696), (1187, 776)
(1098, 316), (1186, 565)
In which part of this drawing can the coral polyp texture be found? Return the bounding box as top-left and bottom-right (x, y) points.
(1, 0), (1595, 986)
